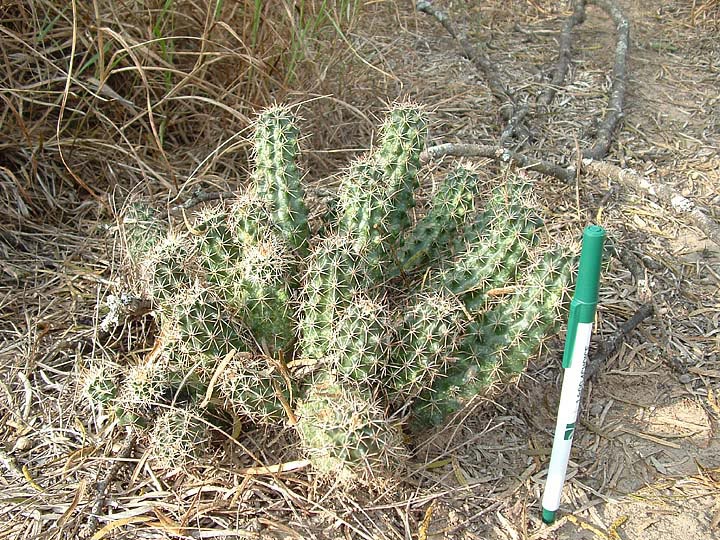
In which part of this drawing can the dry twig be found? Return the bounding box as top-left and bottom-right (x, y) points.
(583, 0), (630, 159)
(585, 302), (655, 381)
(421, 142), (576, 182)
(539, 1), (588, 108)
(422, 143), (720, 247)
(416, 0), (516, 120)
(583, 159), (720, 246)
(80, 430), (137, 539)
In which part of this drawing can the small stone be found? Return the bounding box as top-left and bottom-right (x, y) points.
(589, 402), (604, 417)
(678, 373), (693, 384)
(12, 436), (33, 452)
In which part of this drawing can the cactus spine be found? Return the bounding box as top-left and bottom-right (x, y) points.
(253, 105), (310, 256)
(111, 103), (576, 478)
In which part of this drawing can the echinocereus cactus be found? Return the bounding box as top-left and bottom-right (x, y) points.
(253, 105), (311, 256)
(109, 102), (575, 480)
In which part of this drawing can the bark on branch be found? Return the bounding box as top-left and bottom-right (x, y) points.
(416, 1), (515, 120)
(585, 303), (655, 381)
(583, 0), (630, 159)
(501, 1), (588, 145)
(582, 159), (720, 246)
(539, 1), (587, 108)
(421, 142), (577, 182)
(422, 141), (720, 247)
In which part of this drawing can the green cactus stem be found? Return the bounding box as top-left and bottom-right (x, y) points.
(195, 199), (296, 354)
(299, 235), (361, 363)
(375, 102), (428, 241)
(328, 294), (387, 385)
(397, 164), (480, 273)
(386, 292), (464, 397)
(296, 376), (405, 481)
(218, 353), (295, 424)
(253, 105), (310, 256)
(150, 406), (209, 470)
(411, 251), (574, 429)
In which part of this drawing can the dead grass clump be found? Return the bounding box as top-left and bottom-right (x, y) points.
(0, 0), (368, 216)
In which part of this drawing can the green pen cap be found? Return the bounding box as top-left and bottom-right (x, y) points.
(542, 508), (556, 524)
(562, 225), (606, 368)
(574, 225), (605, 305)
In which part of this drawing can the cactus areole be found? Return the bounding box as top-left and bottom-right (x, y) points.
(106, 103), (575, 478)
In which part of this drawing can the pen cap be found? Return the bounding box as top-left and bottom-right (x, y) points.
(561, 225), (606, 368)
(575, 225), (606, 305)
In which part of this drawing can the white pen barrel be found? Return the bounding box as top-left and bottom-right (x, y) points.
(541, 322), (593, 513)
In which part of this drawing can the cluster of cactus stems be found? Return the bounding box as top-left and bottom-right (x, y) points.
(89, 103), (575, 479)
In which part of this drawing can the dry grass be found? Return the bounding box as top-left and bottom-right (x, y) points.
(1, 0), (719, 539)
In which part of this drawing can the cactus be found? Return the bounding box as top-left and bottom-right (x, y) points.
(386, 292), (464, 397)
(328, 294), (387, 385)
(397, 164), (480, 273)
(82, 362), (118, 408)
(375, 102), (428, 240)
(150, 406), (209, 469)
(145, 233), (194, 307)
(109, 103), (577, 477)
(253, 105), (310, 256)
(337, 157), (391, 280)
(195, 198), (296, 354)
(296, 376), (405, 481)
(218, 353), (294, 424)
(298, 235), (361, 363)
(411, 252), (574, 428)
(115, 357), (173, 427)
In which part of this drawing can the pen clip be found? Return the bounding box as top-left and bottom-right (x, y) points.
(562, 299), (597, 368)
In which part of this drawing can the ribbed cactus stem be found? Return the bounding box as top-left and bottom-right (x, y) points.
(145, 233), (193, 308)
(376, 102), (428, 240)
(218, 353), (294, 424)
(397, 164), (479, 273)
(412, 251), (575, 428)
(387, 292), (463, 397)
(83, 363), (118, 408)
(150, 407), (209, 470)
(253, 105), (310, 256)
(336, 156), (394, 282)
(118, 357), (172, 418)
(296, 375), (405, 481)
(299, 235), (361, 362)
(163, 287), (249, 385)
(329, 294), (387, 384)
(438, 205), (542, 312)
(196, 198), (296, 354)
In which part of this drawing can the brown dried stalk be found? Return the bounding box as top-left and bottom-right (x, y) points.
(583, 0), (630, 159)
(416, 0), (515, 120)
(584, 302), (655, 381)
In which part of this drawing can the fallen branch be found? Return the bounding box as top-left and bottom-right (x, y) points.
(585, 302), (654, 381)
(583, 0), (630, 159)
(501, 1), (588, 145)
(422, 143), (720, 247)
(416, 1), (515, 120)
(499, 103), (529, 146)
(421, 142), (576, 182)
(539, 1), (587, 107)
(582, 159), (720, 246)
